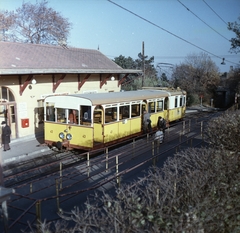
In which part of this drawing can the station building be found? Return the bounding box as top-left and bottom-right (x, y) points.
(0, 41), (141, 140)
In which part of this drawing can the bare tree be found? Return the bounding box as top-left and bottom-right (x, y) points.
(172, 52), (220, 105)
(1, 0), (71, 46)
(228, 15), (240, 54)
(0, 10), (15, 41)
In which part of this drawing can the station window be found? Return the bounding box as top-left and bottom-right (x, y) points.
(131, 104), (140, 117)
(105, 106), (117, 123)
(156, 100), (163, 112)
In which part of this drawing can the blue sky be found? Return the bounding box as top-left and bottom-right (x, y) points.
(1, 0), (240, 73)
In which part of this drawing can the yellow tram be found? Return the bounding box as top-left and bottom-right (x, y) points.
(44, 88), (186, 150)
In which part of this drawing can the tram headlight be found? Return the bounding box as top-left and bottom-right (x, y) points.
(59, 132), (65, 139)
(66, 133), (72, 140)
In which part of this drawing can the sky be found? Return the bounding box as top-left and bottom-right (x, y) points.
(1, 0), (240, 74)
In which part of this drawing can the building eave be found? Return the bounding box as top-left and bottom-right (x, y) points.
(0, 69), (142, 75)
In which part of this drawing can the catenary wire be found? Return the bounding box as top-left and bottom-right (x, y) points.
(202, 0), (228, 26)
(107, 0), (238, 66)
(177, 0), (229, 41)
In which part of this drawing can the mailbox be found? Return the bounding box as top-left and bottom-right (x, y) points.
(21, 118), (29, 128)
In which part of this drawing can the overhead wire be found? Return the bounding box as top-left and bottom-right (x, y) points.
(177, 0), (229, 41)
(107, 0), (238, 66)
(202, 0), (228, 26)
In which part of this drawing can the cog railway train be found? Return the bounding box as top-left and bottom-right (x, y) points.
(44, 88), (186, 151)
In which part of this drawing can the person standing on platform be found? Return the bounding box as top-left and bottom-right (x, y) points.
(1, 121), (11, 151)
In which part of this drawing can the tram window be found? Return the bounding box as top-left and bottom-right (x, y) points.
(56, 108), (66, 123)
(131, 104), (140, 117)
(156, 100), (163, 112)
(81, 106), (91, 125)
(148, 102), (155, 113)
(69, 109), (78, 124)
(180, 97), (183, 107)
(46, 103), (55, 121)
(94, 110), (102, 123)
(105, 107), (117, 123)
(175, 97), (178, 108)
(120, 105), (129, 119)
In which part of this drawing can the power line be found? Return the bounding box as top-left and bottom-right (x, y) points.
(202, 0), (228, 26)
(177, 0), (229, 41)
(106, 0), (238, 66)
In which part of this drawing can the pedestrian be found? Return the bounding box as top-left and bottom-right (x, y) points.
(154, 128), (164, 144)
(1, 121), (11, 151)
(157, 116), (166, 133)
(143, 110), (151, 133)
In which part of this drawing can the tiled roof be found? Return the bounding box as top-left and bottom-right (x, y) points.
(0, 42), (141, 75)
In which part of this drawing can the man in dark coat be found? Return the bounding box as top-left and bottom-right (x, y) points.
(157, 116), (166, 132)
(1, 121), (11, 151)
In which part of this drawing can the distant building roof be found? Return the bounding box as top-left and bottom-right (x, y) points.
(0, 42), (142, 75)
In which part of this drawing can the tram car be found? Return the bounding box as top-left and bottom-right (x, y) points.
(44, 88), (186, 151)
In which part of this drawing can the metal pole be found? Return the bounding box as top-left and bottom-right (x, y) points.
(60, 162), (62, 190)
(2, 201), (9, 233)
(55, 179), (60, 213)
(183, 120), (185, 135)
(116, 155), (120, 187)
(142, 41), (145, 88)
(132, 138), (135, 158)
(179, 130), (182, 150)
(36, 200), (41, 232)
(0, 151), (4, 186)
(105, 148), (108, 172)
(152, 141), (156, 166)
(87, 152), (90, 177)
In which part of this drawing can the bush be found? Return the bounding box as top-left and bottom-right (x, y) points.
(29, 111), (240, 233)
(205, 110), (240, 152)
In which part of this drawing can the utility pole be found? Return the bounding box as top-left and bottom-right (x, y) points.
(142, 41), (145, 88)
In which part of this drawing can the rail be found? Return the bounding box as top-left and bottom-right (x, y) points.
(4, 111), (220, 233)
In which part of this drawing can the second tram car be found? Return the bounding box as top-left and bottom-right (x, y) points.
(44, 88), (186, 150)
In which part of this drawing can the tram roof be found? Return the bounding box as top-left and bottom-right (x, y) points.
(60, 89), (186, 106)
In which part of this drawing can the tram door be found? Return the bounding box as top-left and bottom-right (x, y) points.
(93, 108), (104, 144)
(141, 102), (147, 130)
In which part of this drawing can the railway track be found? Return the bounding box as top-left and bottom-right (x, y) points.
(3, 109), (220, 187)
(1, 110), (222, 233)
